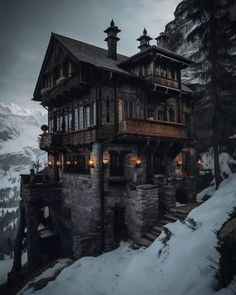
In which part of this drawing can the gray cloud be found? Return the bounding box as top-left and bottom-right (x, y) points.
(0, 0), (180, 108)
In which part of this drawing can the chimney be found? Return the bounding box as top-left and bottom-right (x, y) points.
(104, 19), (121, 60)
(155, 32), (169, 49)
(137, 28), (152, 51)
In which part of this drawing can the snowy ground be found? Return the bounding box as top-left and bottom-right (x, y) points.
(0, 253), (27, 285)
(18, 174), (236, 295)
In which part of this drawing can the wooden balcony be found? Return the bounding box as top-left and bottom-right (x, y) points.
(145, 74), (179, 89)
(40, 129), (96, 151)
(118, 120), (188, 139)
(61, 129), (96, 146)
(41, 75), (90, 107)
(40, 133), (61, 150)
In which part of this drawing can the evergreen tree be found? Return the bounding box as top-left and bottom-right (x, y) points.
(187, 0), (235, 189)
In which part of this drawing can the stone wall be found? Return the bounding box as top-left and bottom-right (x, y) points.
(126, 184), (158, 244)
(102, 143), (148, 250)
(61, 143), (103, 258)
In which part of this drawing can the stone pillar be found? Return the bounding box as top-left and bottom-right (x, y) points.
(126, 184), (158, 244)
(90, 143), (103, 252)
(186, 147), (197, 202)
(161, 178), (176, 211)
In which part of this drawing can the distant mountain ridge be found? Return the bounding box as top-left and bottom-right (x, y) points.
(0, 102), (47, 254)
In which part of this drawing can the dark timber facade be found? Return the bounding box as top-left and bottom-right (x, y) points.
(10, 21), (197, 276)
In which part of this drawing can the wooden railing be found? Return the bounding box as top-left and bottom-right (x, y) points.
(40, 129), (96, 150)
(145, 74), (179, 89)
(40, 133), (61, 150)
(118, 120), (188, 139)
(61, 129), (96, 145)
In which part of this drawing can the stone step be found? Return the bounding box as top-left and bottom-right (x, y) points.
(160, 219), (174, 226)
(144, 232), (157, 241)
(164, 214), (178, 222)
(153, 225), (162, 232)
(140, 238), (153, 247)
(150, 227), (162, 236)
(170, 209), (188, 218)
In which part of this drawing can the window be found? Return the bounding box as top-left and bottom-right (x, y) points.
(48, 119), (53, 133)
(106, 99), (110, 123)
(91, 101), (96, 126)
(148, 108), (155, 119)
(110, 152), (124, 177)
(169, 107), (175, 122)
(143, 64), (148, 76)
(64, 61), (69, 78)
(68, 113), (73, 131)
(158, 111), (165, 121)
(84, 105), (90, 128)
(65, 114), (69, 132)
(124, 101), (134, 120)
(79, 107), (83, 129)
(74, 108), (79, 130)
(64, 154), (90, 174)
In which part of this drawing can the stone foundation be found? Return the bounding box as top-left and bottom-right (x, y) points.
(126, 184), (158, 244)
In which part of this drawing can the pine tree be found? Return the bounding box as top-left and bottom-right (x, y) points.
(187, 0), (235, 189)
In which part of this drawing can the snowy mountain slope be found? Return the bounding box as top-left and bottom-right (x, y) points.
(18, 174), (236, 295)
(0, 103), (47, 253)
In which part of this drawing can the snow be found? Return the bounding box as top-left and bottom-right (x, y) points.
(17, 259), (72, 295)
(0, 253), (27, 285)
(18, 174), (236, 295)
(0, 207), (18, 216)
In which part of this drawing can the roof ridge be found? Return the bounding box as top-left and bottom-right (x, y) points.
(52, 32), (128, 59)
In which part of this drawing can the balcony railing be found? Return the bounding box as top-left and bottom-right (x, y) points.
(40, 133), (61, 150)
(40, 129), (96, 150)
(61, 129), (96, 145)
(145, 74), (179, 89)
(118, 120), (188, 139)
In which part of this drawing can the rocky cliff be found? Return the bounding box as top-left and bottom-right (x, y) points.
(165, 0), (236, 89)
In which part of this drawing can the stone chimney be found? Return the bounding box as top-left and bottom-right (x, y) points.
(104, 19), (121, 60)
(155, 32), (169, 49)
(137, 28), (152, 51)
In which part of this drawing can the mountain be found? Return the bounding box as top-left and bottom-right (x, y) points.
(0, 103), (47, 254)
(165, 0), (236, 88)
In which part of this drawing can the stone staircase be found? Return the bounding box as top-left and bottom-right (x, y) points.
(133, 202), (202, 248)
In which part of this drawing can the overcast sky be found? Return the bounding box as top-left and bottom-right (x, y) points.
(0, 0), (181, 109)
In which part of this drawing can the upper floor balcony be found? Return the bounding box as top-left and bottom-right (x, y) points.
(144, 74), (180, 90)
(118, 119), (188, 140)
(39, 129), (96, 151)
(40, 75), (90, 107)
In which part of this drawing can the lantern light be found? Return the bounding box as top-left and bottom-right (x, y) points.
(66, 160), (71, 165)
(103, 158), (109, 166)
(88, 158), (95, 168)
(48, 160), (53, 168)
(74, 161), (78, 165)
(135, 158), (142, 168)
(56, 161), (61, 167)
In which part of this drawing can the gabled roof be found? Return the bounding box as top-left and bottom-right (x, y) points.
(118, 45), (193, 67)
(53, 33), (134, 76)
